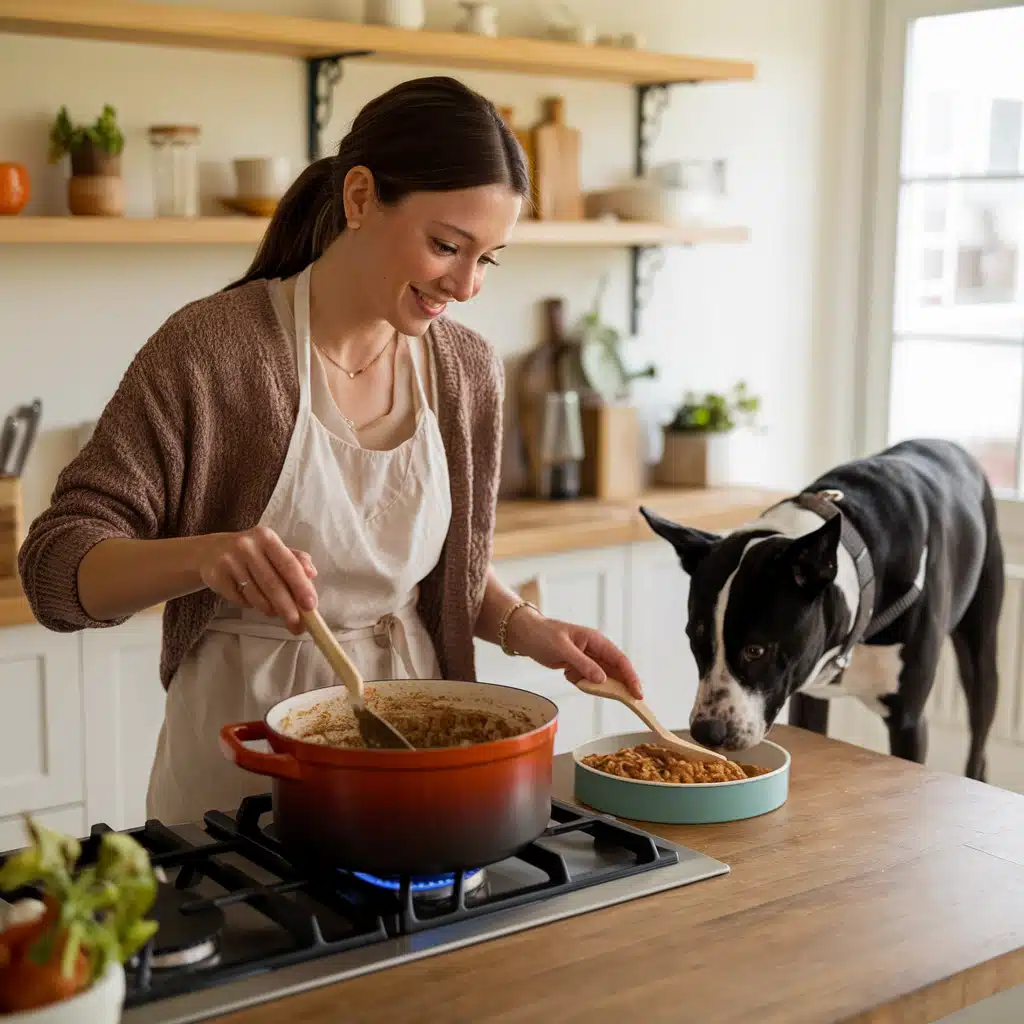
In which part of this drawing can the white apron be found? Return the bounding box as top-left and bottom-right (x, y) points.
(146, 265), (452, 824)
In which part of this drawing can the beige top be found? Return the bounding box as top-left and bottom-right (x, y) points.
(266, 277), (438, 452)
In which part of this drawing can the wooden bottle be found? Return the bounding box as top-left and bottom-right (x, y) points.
(531, 96), (583, 221)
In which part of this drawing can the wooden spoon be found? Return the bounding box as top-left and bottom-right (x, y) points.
(299, 608), (414, 751)
(575, 677), (728, 762)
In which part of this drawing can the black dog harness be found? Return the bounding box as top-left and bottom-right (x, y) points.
(772, 490), (927, 672)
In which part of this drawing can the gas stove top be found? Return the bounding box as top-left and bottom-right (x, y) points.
(3, 795), (728, 1023)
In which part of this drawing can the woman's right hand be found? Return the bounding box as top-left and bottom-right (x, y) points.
(197, 526), (318, 634)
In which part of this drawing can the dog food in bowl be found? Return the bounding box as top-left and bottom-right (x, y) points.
(581, 743), (771, 784)
(280, 691), (534, 749)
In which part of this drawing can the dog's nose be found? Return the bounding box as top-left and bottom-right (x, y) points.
(691, 717), (727, 748)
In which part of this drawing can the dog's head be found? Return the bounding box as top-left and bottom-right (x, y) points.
(640, 506), (852, 751)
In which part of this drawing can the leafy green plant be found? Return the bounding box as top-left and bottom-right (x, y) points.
(47, 104), (125, 163)
(666, 381), (761, 433)
(0, 815), (157, 997)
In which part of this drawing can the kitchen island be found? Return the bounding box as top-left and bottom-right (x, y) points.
(209, 726), (1024, 1024)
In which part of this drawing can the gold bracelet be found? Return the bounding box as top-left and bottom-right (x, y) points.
(497, 600), (537, 657)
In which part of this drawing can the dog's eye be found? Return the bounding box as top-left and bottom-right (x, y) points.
(742, 644), (766, 662)
(693, 622), (706, 639)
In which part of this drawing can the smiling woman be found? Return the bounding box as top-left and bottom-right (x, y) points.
(17, 75), (643, 825)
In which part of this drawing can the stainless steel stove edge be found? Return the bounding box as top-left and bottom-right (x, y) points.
(123, 844), (729, 1024)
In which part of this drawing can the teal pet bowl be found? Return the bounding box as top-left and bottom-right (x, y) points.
(573, 729), (791, 825)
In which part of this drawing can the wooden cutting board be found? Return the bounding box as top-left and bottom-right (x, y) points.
(532, 97), (583, 221)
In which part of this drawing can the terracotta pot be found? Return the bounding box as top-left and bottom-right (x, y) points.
(220, 679), (559, 875)
(0, 163), (30, 215)
(67, 175), (124, 217)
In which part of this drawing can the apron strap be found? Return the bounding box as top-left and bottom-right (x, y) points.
(207, 595), (419, 680)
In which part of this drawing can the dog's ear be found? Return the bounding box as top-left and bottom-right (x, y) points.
(779, 514), (842, 593)
(639, 506), (719, 575)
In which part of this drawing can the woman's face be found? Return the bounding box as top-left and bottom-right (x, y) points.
(344, 175), (522, 335)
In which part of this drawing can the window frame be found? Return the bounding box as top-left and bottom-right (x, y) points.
(859, 0), (1024, 535)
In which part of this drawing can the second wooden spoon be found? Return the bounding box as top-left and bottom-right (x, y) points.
(575, 677), (728, 762)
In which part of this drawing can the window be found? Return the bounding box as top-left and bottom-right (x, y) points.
(886, 6), (1024, 493)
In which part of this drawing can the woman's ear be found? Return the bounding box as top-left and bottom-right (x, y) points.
(341, 165), (377, 229)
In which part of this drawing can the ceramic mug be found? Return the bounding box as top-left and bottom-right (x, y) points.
(457, 2), (498, 36)
(232, 157), (292, 200)
(364, 0), (425, 29)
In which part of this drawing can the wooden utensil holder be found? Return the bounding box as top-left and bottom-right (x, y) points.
(0, 475), (24, 579)
(581, 404), (643, 500)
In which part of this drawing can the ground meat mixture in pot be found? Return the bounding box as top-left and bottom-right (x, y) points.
(282, 694), (535, 750)
(581, 743), (772, 784)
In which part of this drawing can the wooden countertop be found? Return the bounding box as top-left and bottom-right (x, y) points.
(211, 726), (1024, 1024)
(492, 485), (783, 561)
(0, 486), (783, 629)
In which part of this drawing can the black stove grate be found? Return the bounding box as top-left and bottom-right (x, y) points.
(0, 798), (680, 1010)
(204, 795), (679, 937)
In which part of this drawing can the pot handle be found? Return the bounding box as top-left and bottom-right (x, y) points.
(219, 721), (302, 781)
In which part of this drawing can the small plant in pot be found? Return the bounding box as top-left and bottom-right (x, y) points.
(0, 814), (157, 1019)
(48, 104), (126, 216)
(657, 381), (761, 488)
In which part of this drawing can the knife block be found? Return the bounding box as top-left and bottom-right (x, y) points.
(0, 475), (24, 579)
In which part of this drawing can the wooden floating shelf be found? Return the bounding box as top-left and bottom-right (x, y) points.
(0, 0), (755, 85)
(0, 217), (750, 247)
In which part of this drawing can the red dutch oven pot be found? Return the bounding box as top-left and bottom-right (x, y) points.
(220, 679), (559, 876)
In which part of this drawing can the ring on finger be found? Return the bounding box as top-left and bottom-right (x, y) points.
(238, 580), (251, 593)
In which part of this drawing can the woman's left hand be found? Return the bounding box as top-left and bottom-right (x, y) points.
(505, 606), (643, 698)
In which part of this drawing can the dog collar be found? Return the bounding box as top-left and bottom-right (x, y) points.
(776, 490), (927, 680)
(790, 490), (876, 668)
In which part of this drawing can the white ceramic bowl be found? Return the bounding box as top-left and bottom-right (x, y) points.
(3, 961), (125, 1024)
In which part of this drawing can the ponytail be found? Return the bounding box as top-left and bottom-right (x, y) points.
(226, 158), (340, 289)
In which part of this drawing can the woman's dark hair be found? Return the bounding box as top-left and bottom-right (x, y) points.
(227, 76), (529, 289)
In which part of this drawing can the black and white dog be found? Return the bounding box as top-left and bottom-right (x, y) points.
(640, 439), (1003, 782)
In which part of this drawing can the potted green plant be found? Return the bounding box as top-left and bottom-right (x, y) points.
(0, 814), (157, 1019)
(657, 381), (761, 487)
(48, 104), (126, 216)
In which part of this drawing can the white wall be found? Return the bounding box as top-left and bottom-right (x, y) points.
(0, 0), (865, 522)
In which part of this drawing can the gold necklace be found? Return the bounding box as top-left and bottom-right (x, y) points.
(314, 334), (396, 379)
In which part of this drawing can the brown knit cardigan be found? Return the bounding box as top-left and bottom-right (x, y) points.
(18, 280), (503, 690)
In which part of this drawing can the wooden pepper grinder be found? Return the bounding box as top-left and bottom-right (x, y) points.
(532, 96), (583, 221)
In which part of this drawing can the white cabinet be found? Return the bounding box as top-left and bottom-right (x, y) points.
(0, 624), (82, 821)
(0, 803), (87, 856)
(82, 615), (165, 831)
(477, 546), (628, 754)
(622, 541), (697, 734)
(0, 613), (164, 851)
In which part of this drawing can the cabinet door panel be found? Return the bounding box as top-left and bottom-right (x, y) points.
(624, 542), (698, 734)
(82, 615), (165, 830)
(476, 548), (628, 754)
(0, 625), (82, 817)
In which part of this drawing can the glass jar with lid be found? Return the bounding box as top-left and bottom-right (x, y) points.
(148, 124), (201, 217)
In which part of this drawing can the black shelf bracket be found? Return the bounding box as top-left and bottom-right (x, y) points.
(629, 82), (672, 335)
(306, 52), (372, 162)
